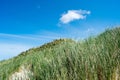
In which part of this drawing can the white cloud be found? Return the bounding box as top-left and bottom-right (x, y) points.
(60, 9), (91, 24)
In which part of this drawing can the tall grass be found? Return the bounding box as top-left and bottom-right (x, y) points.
(0, 27), (120, 80)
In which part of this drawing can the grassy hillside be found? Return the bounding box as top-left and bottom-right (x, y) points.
(0, 27), (120, 80)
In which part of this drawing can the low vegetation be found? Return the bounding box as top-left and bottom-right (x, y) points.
(0, 27), (120, 80)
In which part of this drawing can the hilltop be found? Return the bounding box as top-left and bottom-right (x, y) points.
(0, 27), (120, 80)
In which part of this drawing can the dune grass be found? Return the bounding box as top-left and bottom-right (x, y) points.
(0, 27), (120, 80)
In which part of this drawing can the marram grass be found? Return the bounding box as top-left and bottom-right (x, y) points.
(0, 27), (120, 80)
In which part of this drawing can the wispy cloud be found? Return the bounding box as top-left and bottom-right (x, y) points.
(85, 28), (94, 33)
(59, 9), (91, 24)
(0, 33), (60, 60)
(0, 33), (59, 40)
(0, 43), (32, 60)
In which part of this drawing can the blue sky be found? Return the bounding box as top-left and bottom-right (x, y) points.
(0, 0), (120, 60)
